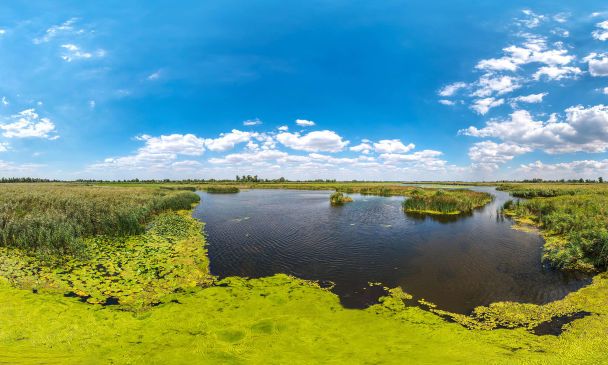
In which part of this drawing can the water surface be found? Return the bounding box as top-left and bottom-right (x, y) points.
(193, 187), (589, 313)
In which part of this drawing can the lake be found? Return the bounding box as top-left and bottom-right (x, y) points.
(192, 187), (590, 313)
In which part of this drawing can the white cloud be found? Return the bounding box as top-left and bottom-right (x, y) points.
(511, 93), (547, 104)
(243, 118), (262, 126)
(468, 141), (531, 169)
(438, 82), (467, 97)
(89, 100), (96, 109)
(518, 9), (545, 29)
(147, 70), (161, 80)
(0, 142), (8, 152)
(204, 129), (257, 152)
(209, 149), (289, 164)
(0, 29), (5, 36)
(438, 99), (455, 106)
(277, 130), (348, 152)
(379, 150), (446, 170)
(592, 20), (608, 41)
(471, 75), (521, 98)
(33, 18), (80, 44)
(137, 134), (205, 156)
(518, 159), (608, 179)
(461, 106), (608, 153)
(584, 53), (608, 76)
(373, 139), (415, 154)
(0, 109), (58, 139)
(278, 125), (288, 131)
(533, 66), (582, 80)
(61, 44), (105, 62)
(350, 142), (372, 154)
(295, 119), (315, 127)
(603, 87), (608, 95)
(471, 97), (504, 115)
(1, 97), (8, 106)
(553, 13), (569, 23)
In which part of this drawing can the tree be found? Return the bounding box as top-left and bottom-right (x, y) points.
(600, 177), (604, 183)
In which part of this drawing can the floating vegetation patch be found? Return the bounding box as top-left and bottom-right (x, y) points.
(0, 210), (212, 309)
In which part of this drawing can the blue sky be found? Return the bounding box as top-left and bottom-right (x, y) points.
(1, 1), (608, 180)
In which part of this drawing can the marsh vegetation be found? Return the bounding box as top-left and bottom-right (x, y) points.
(402, 189), (493, 215)
(0, 184), (199, 259)
(329, 192), (353, 205)
(1, 181), (607, 363)
(204, 185), (240, 193)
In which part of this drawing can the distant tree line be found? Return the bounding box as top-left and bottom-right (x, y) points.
(0, 177), (58, 183)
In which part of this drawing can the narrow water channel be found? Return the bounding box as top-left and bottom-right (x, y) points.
(193, 187), (590, 313)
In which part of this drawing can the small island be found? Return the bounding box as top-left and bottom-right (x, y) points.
(205, 186), (240, 193)
(403, 189), (492, 215)
(330, 192), (353, 205)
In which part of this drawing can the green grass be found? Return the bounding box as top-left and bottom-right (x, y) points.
(204, 186), (240, 193)
(2, 182), (608, 363)
(0, 184), (199, 259)
(503, 194), (608, 272)
(329, 192), (353, 205)
(403, 189), (493, 215)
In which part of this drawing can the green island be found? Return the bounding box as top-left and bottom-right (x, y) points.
(329, 192), (353, 205)
(1, 182), (608, 364)
(402, 188), (493, 215)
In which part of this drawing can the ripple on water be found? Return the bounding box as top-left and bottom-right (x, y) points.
(194, 188), (591, 313)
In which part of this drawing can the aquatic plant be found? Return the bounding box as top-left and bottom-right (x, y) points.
(402, 189), (492, 215)
(329, 192), (353, 205)
(205, 186), (240, 193)
(0, 184), (200, 259)
(504, 193), (608, 271)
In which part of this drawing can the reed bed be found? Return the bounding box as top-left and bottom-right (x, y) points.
(329, 192), (353, 205)
(503, 194), (608, 271)
(0, 184), (200, 258)
(204, 186), (240, 193)
(402, 189), (493, 215)
(497, 183), (608, 198)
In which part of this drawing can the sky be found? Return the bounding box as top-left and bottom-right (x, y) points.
(1, 1), (608, 181)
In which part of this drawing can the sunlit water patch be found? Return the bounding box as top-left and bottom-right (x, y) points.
(193, 187), (590, 313)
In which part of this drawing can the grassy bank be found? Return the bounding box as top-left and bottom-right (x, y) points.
(403, 189), (493, 215)
(503, 194), (608, 272)
(0, 184), (199, 259)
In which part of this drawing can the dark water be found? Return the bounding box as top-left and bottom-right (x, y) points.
(193, 187), (590, 313)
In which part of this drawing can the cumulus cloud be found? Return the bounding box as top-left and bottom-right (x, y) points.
(533, 66), (582, 80)
(438, 82), (467, 97)
(592, 20), (608, 41)
(511, 93), (547, 104)
(584, 53), (608, 77)
(461, 105), (608, 153)
(243, 118), (262, 126)
(295, 119), (315, 127)
(278, 125), (288, 131)
(471, 75), (521, 98)
(60, 44), (106, 62)
(204, 129), (257, 152)
(379, 150), (446, 170)
(0, 109), (58, 139)
(350, 142), (372, 154)
(137, 134), (205, 156)
(277, 130), (348, 152)
(471, 97), (504, 115)
(373, 139), (415, 154)
(518, 159), (608, 179)
(468, 141), (531, 170)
